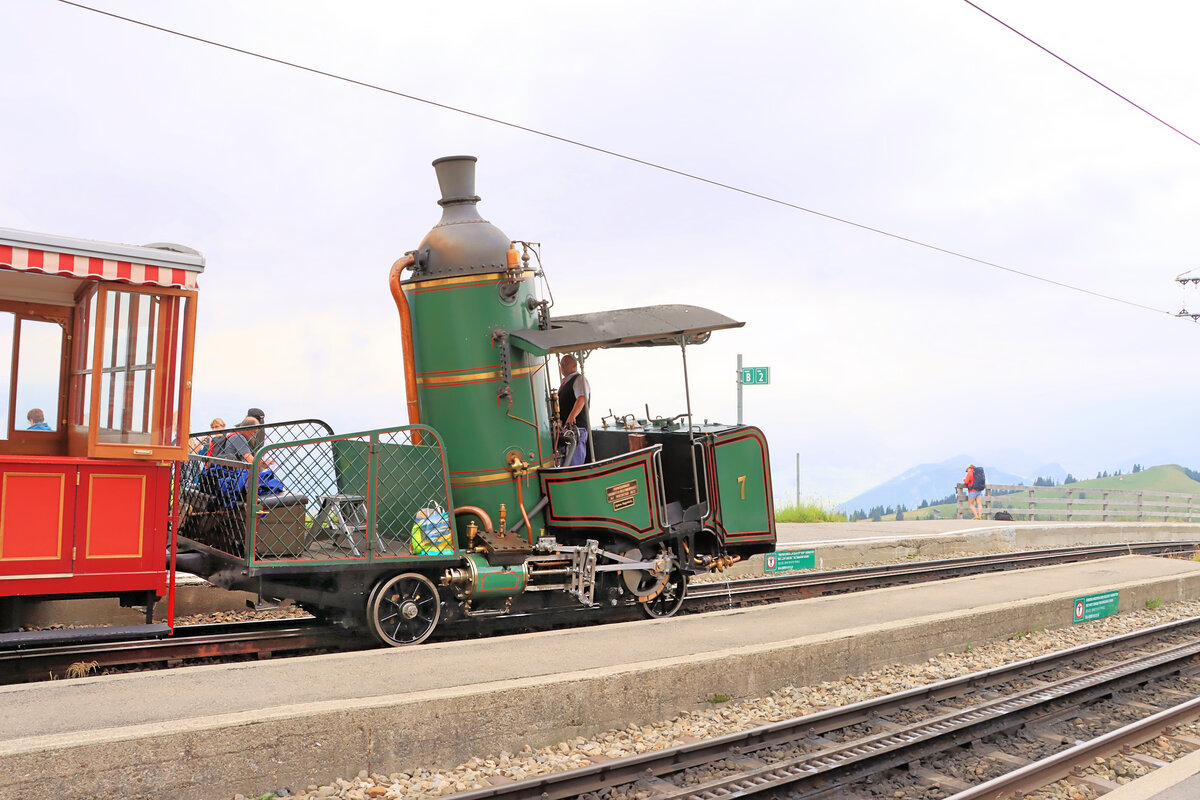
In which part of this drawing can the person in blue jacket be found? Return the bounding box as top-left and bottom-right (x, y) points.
(26, 408), (51, 431)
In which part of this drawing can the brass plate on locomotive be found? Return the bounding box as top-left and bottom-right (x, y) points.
(606, 480), (639, 511)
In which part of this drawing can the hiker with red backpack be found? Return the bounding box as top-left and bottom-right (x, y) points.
(964, 464), (986, 520)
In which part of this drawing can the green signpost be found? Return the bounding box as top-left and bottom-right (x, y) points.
(1072, 590), (1119, 623)
(765, 549), (815, 573)
(736, 354), (771, 425)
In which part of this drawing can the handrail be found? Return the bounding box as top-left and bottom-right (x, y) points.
(955, 481), (1200, 522)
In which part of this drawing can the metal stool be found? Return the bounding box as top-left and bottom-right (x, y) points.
(312, 494), (376, 555)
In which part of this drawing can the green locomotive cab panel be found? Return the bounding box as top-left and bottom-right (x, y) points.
(592, 426), (705, 525)
(592, 422), (776, 557)
(539, 445), (666, 541)
(705, 425), (775, 554)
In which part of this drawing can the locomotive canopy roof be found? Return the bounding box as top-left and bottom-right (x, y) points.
(508, 304), (744, 356)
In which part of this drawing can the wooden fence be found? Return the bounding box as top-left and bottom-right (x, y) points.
(955, 483), (1200, 523)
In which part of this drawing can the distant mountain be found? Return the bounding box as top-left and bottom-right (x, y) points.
(1027, 462), (1068, 484)
(836, 455), (1031, 514)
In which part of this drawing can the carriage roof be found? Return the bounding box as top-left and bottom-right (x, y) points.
(0, 226), (205, 292)
(508, 304), (743, 356)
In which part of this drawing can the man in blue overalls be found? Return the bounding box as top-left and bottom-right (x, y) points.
(558, 355), (591, 466)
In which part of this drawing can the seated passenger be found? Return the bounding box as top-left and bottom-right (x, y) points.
(245, 406), (266, 451)
(196, 417), (284, 506)
(184, 417), (228, 484)
(26, 408), (51, 431)
(212, 416), (259, 464)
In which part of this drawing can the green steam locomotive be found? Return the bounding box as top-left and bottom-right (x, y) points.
(177, 156), (775, 646)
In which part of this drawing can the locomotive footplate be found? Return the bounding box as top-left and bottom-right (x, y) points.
(475, 527), (534, 566)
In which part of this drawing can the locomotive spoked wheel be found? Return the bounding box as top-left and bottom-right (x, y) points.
(639, 569), (687, 619)
(366, 572), (441, 646)
(620, 546), (688, 619)
(621, 546), (666, 601)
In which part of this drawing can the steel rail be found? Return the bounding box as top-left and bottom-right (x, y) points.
(445, 615), (1200, 800)
(650, 636), (1200, 799)
(945, 694), (1200, 799)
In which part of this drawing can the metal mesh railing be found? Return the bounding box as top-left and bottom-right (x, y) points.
(178, 421), (454, 566)
(179, 419), (336, 559)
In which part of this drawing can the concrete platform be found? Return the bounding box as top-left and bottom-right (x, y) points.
(742, 519), (1200, 574)
(1103, 747), (1200, 799)
(5, 555), (1200, 799)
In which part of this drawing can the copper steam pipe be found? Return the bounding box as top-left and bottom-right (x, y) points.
(388, 254), (420, 430)
(454, 505), (495, 533)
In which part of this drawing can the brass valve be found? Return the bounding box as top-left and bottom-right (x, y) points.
(507, 451), (530, 477)
(498, 503), (507, 533)
(705, 555), (741, 573)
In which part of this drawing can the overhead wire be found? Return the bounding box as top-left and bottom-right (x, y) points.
(54, 0), (1174, 318)
(960, 0), (1200, 150)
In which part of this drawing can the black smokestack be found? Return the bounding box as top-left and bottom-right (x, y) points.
(411, 155), (511, 278)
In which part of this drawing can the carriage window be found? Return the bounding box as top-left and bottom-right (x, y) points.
(0, 304), (69, 448)
(97, 290), (158, 445)
(14, 319), (63, 432)
(0, 276), (194, 459)
(69, 287), (95, 429)
(0, 311), (10, 440)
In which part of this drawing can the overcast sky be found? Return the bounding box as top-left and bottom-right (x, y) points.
(3, 1), (1199, 504)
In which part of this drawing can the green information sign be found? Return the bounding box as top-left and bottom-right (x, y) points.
(740, 367), (770, 385)
(1072, 590), (1119, 624)
(765, 549), (815, 573)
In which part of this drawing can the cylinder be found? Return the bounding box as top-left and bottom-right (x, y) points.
(443, 553), (529, 599)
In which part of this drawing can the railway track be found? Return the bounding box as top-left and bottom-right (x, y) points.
(687, 540), (1200, 608)
(445, 615), (1200, 800)
(3, 541), (1196, 684)
(0, 617), (362, 683)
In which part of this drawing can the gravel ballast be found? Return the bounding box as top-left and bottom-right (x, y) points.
(232, 599), (1200, 800)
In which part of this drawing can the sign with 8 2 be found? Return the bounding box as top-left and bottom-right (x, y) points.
(740, 367), (770, 385)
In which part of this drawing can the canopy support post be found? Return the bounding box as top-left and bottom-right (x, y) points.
(679, 336), (704, 509)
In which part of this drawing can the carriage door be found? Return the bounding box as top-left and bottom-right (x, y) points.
(72, 462), (168, 582)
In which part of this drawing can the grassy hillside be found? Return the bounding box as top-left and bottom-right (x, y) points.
(896, 464), (1200, 521)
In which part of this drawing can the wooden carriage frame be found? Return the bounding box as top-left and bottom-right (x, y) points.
(0, 227), (202, 639)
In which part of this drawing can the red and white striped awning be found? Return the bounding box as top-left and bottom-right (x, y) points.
(0, 228), (205, 290)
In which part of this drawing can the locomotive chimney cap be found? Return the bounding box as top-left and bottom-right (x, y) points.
(432, 155), (481, 207)
(431, 155), (477, 166)
(412, 154), (511, 278)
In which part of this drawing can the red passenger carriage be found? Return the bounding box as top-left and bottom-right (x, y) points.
(0, 228), (202, 642)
